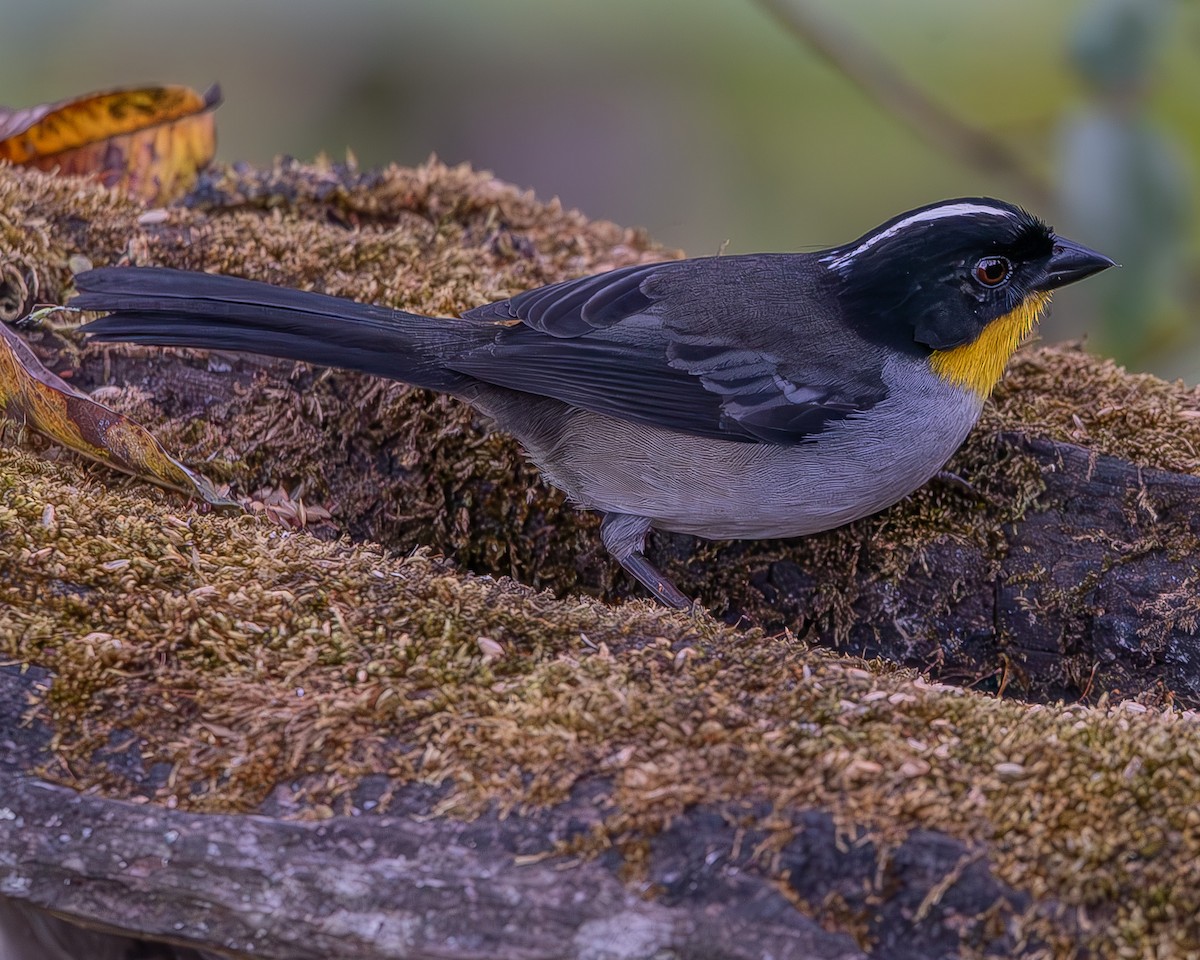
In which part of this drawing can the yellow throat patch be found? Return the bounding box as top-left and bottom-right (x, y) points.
(930, 291), (1052, 398)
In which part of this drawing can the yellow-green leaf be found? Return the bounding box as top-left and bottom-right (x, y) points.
(0, 317), (238, 511)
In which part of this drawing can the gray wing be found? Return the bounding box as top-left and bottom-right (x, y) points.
(453, 255), (886, 444)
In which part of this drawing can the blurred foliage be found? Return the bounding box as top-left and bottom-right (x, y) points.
(1058, 0), (1191, 368)
(0, 0), (1196, 375)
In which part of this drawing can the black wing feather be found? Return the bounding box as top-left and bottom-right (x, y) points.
(463, 263), (659, 334)
(453, 255), (885, 444)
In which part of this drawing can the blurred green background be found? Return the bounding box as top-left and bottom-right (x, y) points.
(3, 0), (1197, 377)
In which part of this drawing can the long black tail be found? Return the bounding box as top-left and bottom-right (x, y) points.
(72, 267), (483, 393)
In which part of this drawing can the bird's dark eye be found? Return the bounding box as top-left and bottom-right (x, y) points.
(973, 256), (1011, 287)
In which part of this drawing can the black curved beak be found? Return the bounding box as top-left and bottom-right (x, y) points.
(1042, 236), (1117, 291)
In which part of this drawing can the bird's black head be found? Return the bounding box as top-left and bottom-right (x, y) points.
(827, 198), (1114, 353)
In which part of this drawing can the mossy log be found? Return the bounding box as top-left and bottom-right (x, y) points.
(0, 780), (1023, 960)
(5, 160), (1198, 706)
(3, 161), (1200, 958)
(4, 651), (1006, 960)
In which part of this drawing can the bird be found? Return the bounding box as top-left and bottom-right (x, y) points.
(71, 198), (1114, 608)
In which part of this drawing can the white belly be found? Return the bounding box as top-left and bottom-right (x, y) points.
(515, 356), (984, 541)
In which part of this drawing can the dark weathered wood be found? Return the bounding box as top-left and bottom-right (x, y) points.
(0, 770), (1041, 960)
(0, 899), (202, 960)
(996, 435), (1200, 701)
(6, 416), (1188, 958)
(743, 433), (1200, 704)
(0, 669), (1037, 959)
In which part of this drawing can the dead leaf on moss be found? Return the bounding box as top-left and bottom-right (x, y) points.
(0, 84), (221, 204)
(0, 314), (238, 510)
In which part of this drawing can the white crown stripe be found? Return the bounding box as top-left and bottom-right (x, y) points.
(822, 202), (1018, 271)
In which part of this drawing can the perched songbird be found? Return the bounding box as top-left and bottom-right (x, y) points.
(73, 198), (1113, 607)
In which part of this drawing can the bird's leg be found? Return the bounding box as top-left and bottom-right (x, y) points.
(620, 554), (694, 610)
(600, 513), (692, 609)
(933, 469), (977, 496)
(932, 469), (1001, 505)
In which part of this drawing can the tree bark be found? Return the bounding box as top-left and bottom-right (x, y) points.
(0, 663), (1045, 959)
(0, 777), (1032, 960)
(745, 432), (1200, 705)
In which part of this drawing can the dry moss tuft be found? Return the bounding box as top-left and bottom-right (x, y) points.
(990, 344), (1200, 474)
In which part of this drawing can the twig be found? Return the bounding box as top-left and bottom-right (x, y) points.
(755, 0), (1053, 209)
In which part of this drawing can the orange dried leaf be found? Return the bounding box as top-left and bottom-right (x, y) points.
(0, 84), (221, 204)
(0, 318), (239, 511)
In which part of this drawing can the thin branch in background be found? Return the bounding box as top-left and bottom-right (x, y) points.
(755, 0), (1054, 209)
